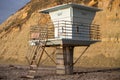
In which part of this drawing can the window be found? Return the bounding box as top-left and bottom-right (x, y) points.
(76, 26), (79, 32)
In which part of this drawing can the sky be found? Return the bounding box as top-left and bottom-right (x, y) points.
(0, 0), (30, 24)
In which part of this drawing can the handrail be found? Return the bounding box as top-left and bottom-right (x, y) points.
(30, 20), (101, 41)
(49, 20), (100, 27)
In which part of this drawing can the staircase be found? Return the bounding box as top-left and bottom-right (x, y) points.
(26, 26), (48, 78)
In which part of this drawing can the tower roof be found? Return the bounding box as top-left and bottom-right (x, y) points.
(39, 3), (102, 14)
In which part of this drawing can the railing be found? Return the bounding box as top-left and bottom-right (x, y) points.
(47, 20), (100, 40)
(30, 20), (100, 41)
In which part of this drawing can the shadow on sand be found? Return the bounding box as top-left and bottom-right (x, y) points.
(74, 68), (120, 74)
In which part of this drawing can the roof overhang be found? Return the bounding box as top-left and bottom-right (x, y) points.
(39, 3), (102, 14)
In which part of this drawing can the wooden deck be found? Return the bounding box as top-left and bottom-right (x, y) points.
(46, 39), (100, 46)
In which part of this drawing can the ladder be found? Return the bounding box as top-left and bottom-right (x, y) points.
(26, 26), (48, 78)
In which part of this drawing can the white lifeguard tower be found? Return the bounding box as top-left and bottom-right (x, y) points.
(26, 3), (101, 77)
(40, 3), (101, 46)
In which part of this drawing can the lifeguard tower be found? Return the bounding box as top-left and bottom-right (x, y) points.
(26, 3), (101, 77)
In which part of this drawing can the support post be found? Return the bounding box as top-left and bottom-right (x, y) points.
(56, 46), (74, 75)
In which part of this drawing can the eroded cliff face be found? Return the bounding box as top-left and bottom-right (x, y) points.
(0, 0), (120, 67)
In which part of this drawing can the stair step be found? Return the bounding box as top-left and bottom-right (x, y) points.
(29, 70), (36, 73)
(25, 75), (35, 79)
(30, 65), (37, 68)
